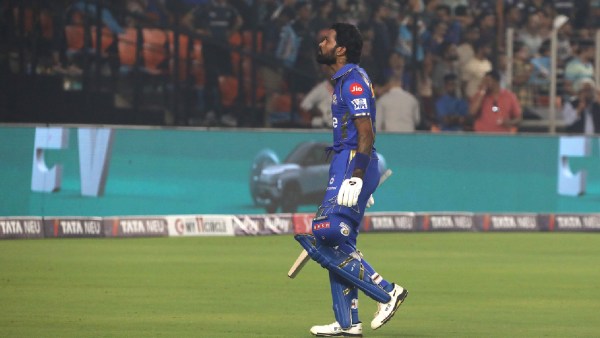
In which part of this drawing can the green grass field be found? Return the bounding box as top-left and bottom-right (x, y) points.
(1, 233), (600, 337)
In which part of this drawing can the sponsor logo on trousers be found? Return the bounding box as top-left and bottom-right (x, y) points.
(0, 220), (41, 235)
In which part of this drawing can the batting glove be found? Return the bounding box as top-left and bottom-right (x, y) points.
(337, 177), (363, 207)
(366, 195), (375, 208)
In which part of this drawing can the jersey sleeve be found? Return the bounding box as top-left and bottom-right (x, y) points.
(340, 75), (373, 118)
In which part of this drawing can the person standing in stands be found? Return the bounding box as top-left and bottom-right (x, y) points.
(184, 0), (242, 126)
(469, 70), (521, 133)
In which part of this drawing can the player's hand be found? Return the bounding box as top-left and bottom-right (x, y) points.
(366, 195), (375, 208)
(337, 177), (363, 207)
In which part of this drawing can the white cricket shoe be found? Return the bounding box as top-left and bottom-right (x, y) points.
(371, 284), (408, 330)
(309, 321), (363, 337)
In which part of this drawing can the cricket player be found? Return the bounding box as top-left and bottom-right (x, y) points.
(295, 23), (408, 337)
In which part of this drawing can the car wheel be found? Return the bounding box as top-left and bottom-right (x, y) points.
(265, 202), (278, 214)
(281, 183), (300, 213)
(250, 149), (280, 206)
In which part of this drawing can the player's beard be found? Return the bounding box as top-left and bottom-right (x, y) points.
(316, 46), (337, 65)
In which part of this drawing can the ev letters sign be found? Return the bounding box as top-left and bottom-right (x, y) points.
(31, 127), (114, 197)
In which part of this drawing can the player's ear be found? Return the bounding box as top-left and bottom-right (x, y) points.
(336, 46), (347, 57)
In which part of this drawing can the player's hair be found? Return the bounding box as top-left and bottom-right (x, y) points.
(331, 23), (363, 64)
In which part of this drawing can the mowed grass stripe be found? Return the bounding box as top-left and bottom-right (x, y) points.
(1, 233), (599, 337)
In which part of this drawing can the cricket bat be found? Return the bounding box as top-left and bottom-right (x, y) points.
(287, 169), (393, 278)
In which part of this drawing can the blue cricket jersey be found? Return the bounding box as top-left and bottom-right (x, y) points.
(330, 63), (377, 152)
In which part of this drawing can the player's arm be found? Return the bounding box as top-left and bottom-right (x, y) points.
(353, 117), (374, 179)
(337, 77), (374, 207)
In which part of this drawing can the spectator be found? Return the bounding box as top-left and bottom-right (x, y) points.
(70, 0), (124, 34)
(440, 0), (469, 11)
(417, 53), (436, 129)
(370, 3), (393, 84)
(395, 12), (425, 64)
(381, 51), (409, 92)
(435, 73), (469, 131)
(564, 39), (595, 96)
(261, 6), (294, 124)
(563, 78), (600, 134)
(435, 4), (461, 44)
(476, 10), (496, 47)
(376, 79), (420, 132)
(529, 39), (551, 93)
(183, 0), (243, 126)
(300, 67), (334, 128)
(456, 24), (478, 70)
(556, 21), (573, 66)
(453, 5), (474, 30)
(526, 0), (552, 14)
(512, 41), (534, 114)
(461, 40), (492, 98)
(422, 20), (448, 56)
(589, 0), (600, 29)
(517, 10), (544, 56)
(469, 70), (522, 133)
(284, 1), (318, 93)
(432, 42), (461, 98)
(421, 0), (441, 28)
(505, 3), (525, 29)
(311, 0), (335, 33)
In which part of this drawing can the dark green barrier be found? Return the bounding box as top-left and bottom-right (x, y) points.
(1, 126), (599, 216)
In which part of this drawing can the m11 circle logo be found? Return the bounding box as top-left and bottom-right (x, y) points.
(349, 83), (363, 95)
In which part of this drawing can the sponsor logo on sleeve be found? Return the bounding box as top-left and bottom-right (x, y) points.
(349, 83), (364, 96)
(351, 98), (368, 110)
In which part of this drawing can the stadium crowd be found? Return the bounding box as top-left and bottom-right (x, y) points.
(2, 0), (600, 132)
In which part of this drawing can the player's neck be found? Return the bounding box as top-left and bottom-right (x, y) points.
(330, 59), (350, 74)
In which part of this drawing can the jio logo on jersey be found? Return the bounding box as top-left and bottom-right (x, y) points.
(349, 83), (364, 96)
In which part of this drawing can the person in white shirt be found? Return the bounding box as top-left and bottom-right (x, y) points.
(461, 40), (492, 98)
(562, 78), (600, 134)
(300, 79), (334, 128)
(375, 80), (420, 132)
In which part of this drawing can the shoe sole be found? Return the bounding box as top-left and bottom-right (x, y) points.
(311, 332), (362, 338)
(373, 288), (409, 330)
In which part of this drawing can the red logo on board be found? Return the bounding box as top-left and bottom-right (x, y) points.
(349, 83), (363, 95)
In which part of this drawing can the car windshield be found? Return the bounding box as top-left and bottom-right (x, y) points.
(285, 143), (330, 166)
